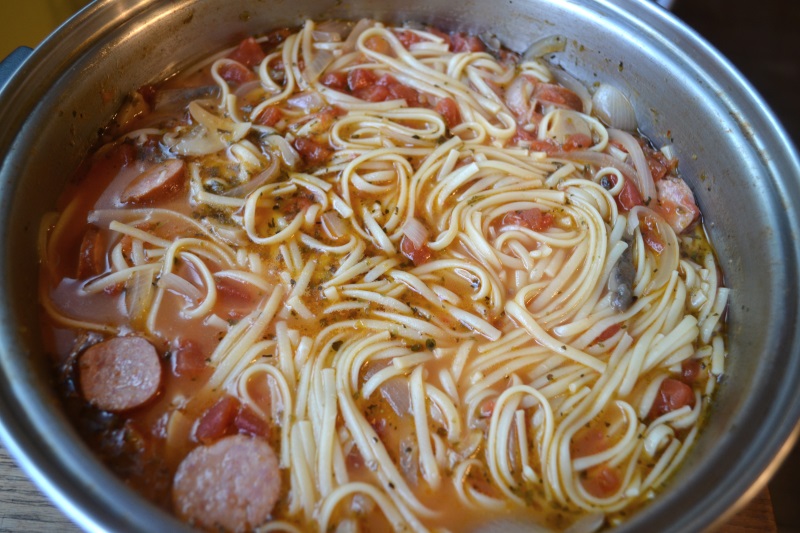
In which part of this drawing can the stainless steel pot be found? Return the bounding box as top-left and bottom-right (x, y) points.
(1, 0), (798, 531)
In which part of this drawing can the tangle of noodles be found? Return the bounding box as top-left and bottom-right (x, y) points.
(39, 20), (727, 533)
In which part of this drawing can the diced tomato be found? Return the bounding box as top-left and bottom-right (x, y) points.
(218, 62), (256, 85)
(582, 465), (622, 498)
(263, 28), (292, 51)
(172, 338), (207, 378)
(254, 106), (283, 127)
(528, 139), (560, 155)
(450, 32), (485, 53)
(502, 208), (554, 232)
(604, 174), (644, 212)
(563, 133), (593, 151)
(572, 428), (608, 458)
(77, 226), (105, 279)
(400, 235), (433, 266)
(307, 105), (348, 133)
(681, 359), (703, 384)
(292, 137), (333, 167)
(227, 37), (265, 68)
(594, 324), (621, 344)
(354, 84), (390, 102)
(435, 97), (461, 129)
(195, 396), (240, 444)
(649, 378), (695, 420)
(376, 74), (421, 105)
(321, 71), (348, 91)
(364, 35), (392, 55)
(640, 214), (666, 254)
(512, 129), (558, 154)
(234, 405), (270, 437)
(654, 177), (700, 234)
(533, 82), (583, 112)
(347, 68), (377, 92)
(646, 149), (675, 182)
(395, 30), (422, 49)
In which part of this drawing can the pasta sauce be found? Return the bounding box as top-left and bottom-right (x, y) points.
(39, 19), (729, 533)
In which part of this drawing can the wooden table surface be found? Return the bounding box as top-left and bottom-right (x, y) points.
(0, 444), (777, 533)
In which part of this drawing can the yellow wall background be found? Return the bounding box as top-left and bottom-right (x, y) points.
(0, 1), (91, 59)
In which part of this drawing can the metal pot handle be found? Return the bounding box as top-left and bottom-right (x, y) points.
(0, 47), (33, 91)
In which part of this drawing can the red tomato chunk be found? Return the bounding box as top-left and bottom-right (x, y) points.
(227, 37), (266, 68)
(435, 97), (461, 129)
(347, 68), (376, 92)
(450, 32), (485, 53)
(400, 236), (433, 266)
(255, 106), (283, 127)
(502, 208), (554, 232)
(321, 71), (348, 91)
(582, 465), (622, 498)
(218, 62), (255, 85)
(171, 338), (207, 379)
(292, 137), (333, 167)
(649, 378), (695, 420)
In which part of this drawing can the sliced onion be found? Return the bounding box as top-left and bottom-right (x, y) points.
(305, 50), (334, 82)
(660, 143), (676, 161)
(550, 67), (592, 115)
(225, 154), (280, 197)
(402, 217), (429, 247)
(264, 134), (301, 168)
(504, 75), (534, 119)
(126, 268), (155, 322)
(608, 128), (656, 203)
(592, 83), (637, 131)
(172, 100), (251, 156)
(312, 30), (342, 43)
(541, 109), (592, 144)
(479, 31), (502, 53)
(380, 377), (411, 416)
(287, 91), (326, 113)
(342, 18), (374, 53)
(321, 211), (347, 239)
(234, 79), (263, 99)
(521, 34), (567, 61)
(315, 20), (352, 37)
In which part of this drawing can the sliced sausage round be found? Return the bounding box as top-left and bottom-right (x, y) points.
(78, 336), (162, 412)
(120, 159), (186, 205)
(172, 435), (281, 532)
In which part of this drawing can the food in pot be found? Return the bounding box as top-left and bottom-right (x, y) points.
(38, 19), (729, 532)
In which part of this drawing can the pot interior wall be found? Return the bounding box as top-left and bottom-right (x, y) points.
(1, 0), (798, 531)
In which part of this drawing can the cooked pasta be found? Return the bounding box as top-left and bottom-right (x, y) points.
(39, 19), (727, 533)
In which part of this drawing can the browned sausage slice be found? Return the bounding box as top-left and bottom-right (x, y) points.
(173, 435), (281, 531)
(78, 336), (162, 412)
(120, 159), (186, 205)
